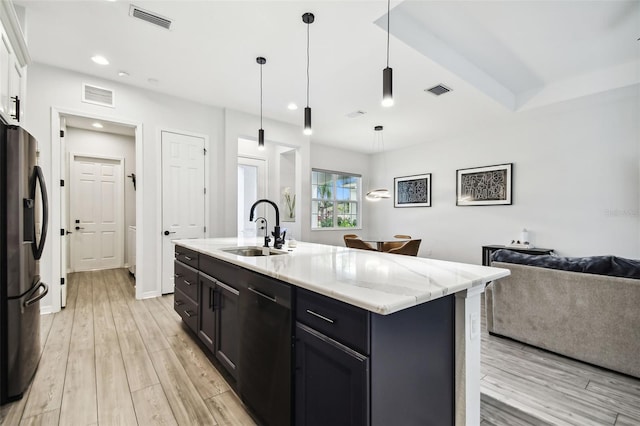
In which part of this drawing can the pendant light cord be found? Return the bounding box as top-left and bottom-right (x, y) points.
(386, 0), (390, 68)
(306, 22), (310, 108)
(260, 63), (263, 128)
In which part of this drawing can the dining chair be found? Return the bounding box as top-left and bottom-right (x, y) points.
(387, 239), (422, 256)
(344, 237), (377, 251)
(343, 234), (359, 245)
(382, 234), (412, 252)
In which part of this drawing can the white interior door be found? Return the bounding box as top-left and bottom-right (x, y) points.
(161, 131), (206, 294)
(237, 157), (267, 237)
(70, 154), (124, 271)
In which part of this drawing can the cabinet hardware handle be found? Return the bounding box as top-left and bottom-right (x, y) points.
(247, 286), (277, 303)
(184, 256), (192, 261)
(174, 273), (182, 278)
(306, 309), (335, 324)
(184, 310), (194, 317)
(184, 280), (193, 286)
(175, 300), (183, 306)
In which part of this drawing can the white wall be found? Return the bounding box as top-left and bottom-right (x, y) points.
(25, 63), (225, 312)
(369, 85), (640, 264)
(309, 143), (371, 247)
(65, 127), (136, 269)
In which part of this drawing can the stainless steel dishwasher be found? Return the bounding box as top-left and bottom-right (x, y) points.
(239, 273), (292, 426)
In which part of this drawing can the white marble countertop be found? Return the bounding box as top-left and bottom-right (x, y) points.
(173, 238), (510, 315)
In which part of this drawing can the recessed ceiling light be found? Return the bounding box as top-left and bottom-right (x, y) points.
(91, 55), (109, 65)
(92, 122), (104, 129)
(118, 71), (129, 77)
(287, 103), (298, 111)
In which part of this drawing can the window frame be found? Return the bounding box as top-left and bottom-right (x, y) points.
(311, 169), (362, 231)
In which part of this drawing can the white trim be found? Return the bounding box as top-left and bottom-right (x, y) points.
(68, 152), (125, 272)
(157, 127), (210, 297)
(50, 107), (144, 312)
(0, 1), (30, 66)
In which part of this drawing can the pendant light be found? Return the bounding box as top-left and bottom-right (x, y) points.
(257, 56), (266, 150)
(382, 0), (394, 107)
(302, 12), (314, 135)
(366, 125), (391, 201)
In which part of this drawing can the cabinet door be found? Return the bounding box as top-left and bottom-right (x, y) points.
(8, 60), (22, 121)
(215, 280), (240, 379)
(295, 322), (369, 426)
(198, 273), (216, 352)
(0, 26), (11, 117)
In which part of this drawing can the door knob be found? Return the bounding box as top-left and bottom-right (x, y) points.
(164, 230), (176, 236)
(75, 226), (84, 231)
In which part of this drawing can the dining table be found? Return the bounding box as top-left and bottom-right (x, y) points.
(361, 237), (410, 252)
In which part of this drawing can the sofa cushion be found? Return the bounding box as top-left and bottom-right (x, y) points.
(491, 249), (640, 279)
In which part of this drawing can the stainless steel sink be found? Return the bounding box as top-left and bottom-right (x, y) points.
(220, 246), (288, 257)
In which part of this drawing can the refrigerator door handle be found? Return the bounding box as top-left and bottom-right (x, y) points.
(31, 165), (48, 260)
(24, 281), (49, 307)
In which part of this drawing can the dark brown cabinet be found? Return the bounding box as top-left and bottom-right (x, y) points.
(176, 245), (457, 426)
(295, 288), (455, 426)
(215, 280), (240, 377)
(198, 273), (216, 352)
(295, 322), (369, 426)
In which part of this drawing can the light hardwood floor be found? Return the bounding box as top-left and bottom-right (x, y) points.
(0, 269), (255, 426)
(1, 269), (639, 425)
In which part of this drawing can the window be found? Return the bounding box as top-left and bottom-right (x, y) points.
(311, 169), (361, 229)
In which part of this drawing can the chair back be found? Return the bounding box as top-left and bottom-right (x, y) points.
(344, 237), (377, 251)
(387, 239), (421, 256)
(343, 234), (359, 245)
(382, 235), (412, 252)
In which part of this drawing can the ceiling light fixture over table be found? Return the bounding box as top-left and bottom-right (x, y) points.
(91, 55), (109, 65)
(302, 12), (314, 136)
(366, 125), (391, 201)
(257, 56), (266, 151)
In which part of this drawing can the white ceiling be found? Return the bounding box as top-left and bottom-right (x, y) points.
(14, 0), (640, 153)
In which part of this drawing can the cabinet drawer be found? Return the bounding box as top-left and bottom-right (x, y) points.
(174, 288), (198, 333)
(200, 254), (242, 285)
(174, 261), (198, 302)
(175, 245), (199, 269)
(296, 288), (369, 355)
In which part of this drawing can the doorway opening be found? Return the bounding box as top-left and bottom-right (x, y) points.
(53, 109), (141, 310)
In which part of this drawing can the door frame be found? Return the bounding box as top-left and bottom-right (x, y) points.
(50, 107), (143, 312)
(157, 127), (209, 296)
(237, 155), (268, 237)
(68, 152), (125, 272)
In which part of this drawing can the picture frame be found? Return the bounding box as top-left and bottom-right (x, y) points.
(456, 163), (512, 206)
(394, 173), (431, 208)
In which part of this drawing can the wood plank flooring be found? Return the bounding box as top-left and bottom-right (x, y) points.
(0, 269), (254, 426)
(1, 268), (639, 425)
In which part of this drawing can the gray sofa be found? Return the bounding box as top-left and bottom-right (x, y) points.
(485, 250), (640, 378)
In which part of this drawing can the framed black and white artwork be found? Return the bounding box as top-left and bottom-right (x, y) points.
(394, 173), (431, 207)
(456, 163), (512, 206)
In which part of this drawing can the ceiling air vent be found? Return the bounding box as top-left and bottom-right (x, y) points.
(425, 84), (452, 96)
(129, 5), (172, 30)
(82, 83), (115, 108)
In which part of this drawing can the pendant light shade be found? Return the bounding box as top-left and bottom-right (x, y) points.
(382, 67), (393, 107)
(257, 56), (266, 150)
(382, 0), (393, 107)
(303, 107), (312, 135)
(302, 12), (314, 135)
(366, 125), (391, 201)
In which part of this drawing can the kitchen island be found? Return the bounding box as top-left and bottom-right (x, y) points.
(172, 238), (510, 426)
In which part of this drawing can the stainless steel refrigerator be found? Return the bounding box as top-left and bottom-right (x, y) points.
(0, 122), (49, 404)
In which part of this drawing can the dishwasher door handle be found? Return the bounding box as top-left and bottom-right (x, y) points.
(247, 286), (277, 303)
